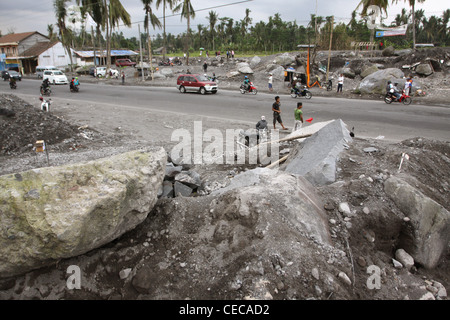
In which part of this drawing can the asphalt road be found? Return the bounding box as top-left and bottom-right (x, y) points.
(1, 79), (449, 142)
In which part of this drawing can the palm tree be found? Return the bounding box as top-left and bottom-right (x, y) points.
(356, 1), (389, 54)
(77, 0), (107, 65)
(207, 11), (218, 51)
(173, 0), (195, 65)
(47, 24), (58, 41)
(142, 0), (161, 63)
(105, 0), (131, 72)
(392, 0), (426, 49)
(53, 0), (75, 71)
(156, 0), (176, 60)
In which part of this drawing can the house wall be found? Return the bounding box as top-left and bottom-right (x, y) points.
(18, 33), (49, 54)
(38, 43), (75, 69)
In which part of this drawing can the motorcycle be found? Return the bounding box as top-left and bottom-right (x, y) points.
(70, 84), (79, 93)
(290, 85), (312, 99)
(240, 82), (258, 95)
(40, 85), (51, 96)
(384, 90), (412, 105)
(9, 81), (17, 89)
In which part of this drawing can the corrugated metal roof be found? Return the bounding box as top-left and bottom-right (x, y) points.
(73, 50), (138, 58)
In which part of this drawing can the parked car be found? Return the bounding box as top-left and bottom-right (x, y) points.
(36, 66), (59, 79)
(43, 70), (68, 85)
(115, 59), (136, 67)
(176, 74), (218, 94)
(94, 67), (120, 78)
(2, 70), (22, 81)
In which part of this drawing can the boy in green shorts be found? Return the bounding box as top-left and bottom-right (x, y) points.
(293, 102), (304, 133)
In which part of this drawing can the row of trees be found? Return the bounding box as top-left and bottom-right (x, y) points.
(50, 0), (449, 69)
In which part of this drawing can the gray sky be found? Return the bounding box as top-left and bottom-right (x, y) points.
(0, 0), (447, 39)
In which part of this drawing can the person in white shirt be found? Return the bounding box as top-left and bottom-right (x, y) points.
(268, 73), (273, 92)
(337, 74), (344, 93)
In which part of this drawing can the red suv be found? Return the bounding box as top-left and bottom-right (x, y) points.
(115, 59), (136, 67)
(176, 74), (218, 94)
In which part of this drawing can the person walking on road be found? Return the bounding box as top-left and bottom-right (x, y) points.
(121, 71), (125, 85)
(293, 102), (304, 133)
(272, 96), (288, 130)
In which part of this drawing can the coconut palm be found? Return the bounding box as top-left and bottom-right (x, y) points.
(173, 0), (195, 65)
(142, 0), (161, 63)
(156, 0), (176, 60)
(356, 1), (389, 53)
(207, 11), (218, 51)
(392, 0), (426, 49)
(106, 0), (131, 70)
(53, 0), (75, 71)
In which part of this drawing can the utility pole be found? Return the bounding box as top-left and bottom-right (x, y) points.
(91, 25), (97, 69)
(326, 16), (334, 82)
(147, 12), (154, 81)
(138, 24), (144, 81)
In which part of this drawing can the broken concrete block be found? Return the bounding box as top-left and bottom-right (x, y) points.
(174, 181), (193, 197)
(282, 119), (353, 186)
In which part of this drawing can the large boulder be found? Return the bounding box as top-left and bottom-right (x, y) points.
(361, 65), (379, 78)
(249, 56), (261, 68)
(384, 176), (450, 269)
(340, 67), (356, 79)
(357, 68), (404, 94)
(274, 54), (295, 66)
(281, 119), (352, 186)
(382, 46), (395, 57)
(160, 68), (174, 77)
(415, 63), (433, 77)
(0, 148), (166, 278)
(237, 62), (254, 74)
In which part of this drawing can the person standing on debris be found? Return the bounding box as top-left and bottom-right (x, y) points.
(203, 61), (208, 73)
(268, 73), (273, 92)
(293, 102), (304, 133)
(404, 78), (412, 96)
(272, 96), (288, 130)
(121, 71), (125, 85)
(337, 73), (344, 93)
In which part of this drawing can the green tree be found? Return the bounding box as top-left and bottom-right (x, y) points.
(53, 0), (75, 71)
(173, 0), (195, 65)
(156, 0), (176, 60)
(392, 0), (426, 49)
(207, 10), (218, 51)
(142, 0), (161, 62)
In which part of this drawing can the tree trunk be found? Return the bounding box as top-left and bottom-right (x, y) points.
(163, 5), (166, 60)
(412, 3), (416, 50)
(104, 0), (111, 75)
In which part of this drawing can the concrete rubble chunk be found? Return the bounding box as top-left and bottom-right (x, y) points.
(395, 249), (415, 270)
(174, 181), (193, 197)
(281, 119), (353, 186)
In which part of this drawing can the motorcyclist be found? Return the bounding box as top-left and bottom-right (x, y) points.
(74, 77), (79, 87)
(70, 77), (75, 91)
(243, 76), (250, 91)
(42, 78), (50, 90)
(292, 77), (302, 94)
(9, 76), (16, 88)
(387, 81), (401, 100)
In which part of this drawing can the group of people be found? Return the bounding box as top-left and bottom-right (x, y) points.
(387, 78), (413, 100)
(254, 96), (305, 135)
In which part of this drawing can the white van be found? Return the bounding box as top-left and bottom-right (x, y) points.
(36, 66), (59, 79)
(43, 70), (69, 84)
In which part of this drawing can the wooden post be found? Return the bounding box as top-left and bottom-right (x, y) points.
(326, 16), (334, 82)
